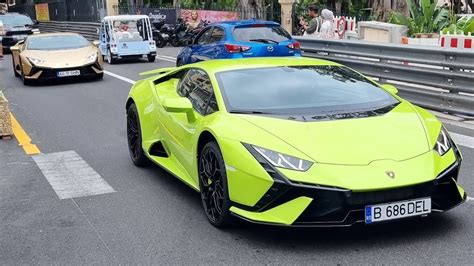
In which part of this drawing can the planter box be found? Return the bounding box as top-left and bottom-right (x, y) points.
(0, 92), (13, 138)
(407, 37), (439, 46)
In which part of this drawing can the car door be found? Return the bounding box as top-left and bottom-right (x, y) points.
(165, 68), (218, 177)
(204, 26), (226, 59)
(190, 27), (212, 63)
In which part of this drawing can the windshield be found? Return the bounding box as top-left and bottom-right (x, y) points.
(0, 15), (33, 26)
(217, 66), (399, 115)
(27, 35), (90, 50)
(232, 26), (291, 43)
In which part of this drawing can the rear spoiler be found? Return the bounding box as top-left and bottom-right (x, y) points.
(139, 67), (177, 77)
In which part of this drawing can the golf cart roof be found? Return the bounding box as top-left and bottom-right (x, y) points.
(102, 15), (150, 21)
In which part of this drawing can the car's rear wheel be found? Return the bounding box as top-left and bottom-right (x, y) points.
(127, 103), (148, 167)
(147, 54), (156, 63)
(198, 141), (233, 227)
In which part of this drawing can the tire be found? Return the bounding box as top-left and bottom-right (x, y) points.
(198, 141), (233, 227)
(12, 56), (20, 77)
(147, 54), (156, 63)
(96, 72), (104, 80)
(158, 39), (167, 48)
(107, 49), (116, 64)
(170, 38), (180, 47)
(127, 103), (149, 167)
(176, 59), (184, 67)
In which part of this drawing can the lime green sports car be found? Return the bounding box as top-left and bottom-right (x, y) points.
(126, 57), (466, 227)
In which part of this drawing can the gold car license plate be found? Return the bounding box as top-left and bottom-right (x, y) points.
(57, 70), (81, 77)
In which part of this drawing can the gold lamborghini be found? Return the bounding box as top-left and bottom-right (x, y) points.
(11, 33), (104, 85)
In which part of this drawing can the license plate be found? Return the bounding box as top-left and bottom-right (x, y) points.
(57, 70), (80, 77)
(365, 197), (431, 224)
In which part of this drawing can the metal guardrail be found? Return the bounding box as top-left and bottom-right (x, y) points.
(37, 21), (100, 41)
(295, 37), (474, 117)
(33, 21), (474, 116)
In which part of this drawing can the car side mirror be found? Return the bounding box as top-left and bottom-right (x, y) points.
(162, 97), (195, 122)
(92, 40), (100, 46)
(10, 46), (19, 52)
(163, 97), (192, 113)
(33, 20), (39, 25)
(381, 84), (398, 95)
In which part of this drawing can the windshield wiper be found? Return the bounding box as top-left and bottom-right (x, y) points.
(229, 110), (271, 114)
(249, 38), (279, 44)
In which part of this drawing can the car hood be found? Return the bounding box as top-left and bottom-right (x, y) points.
(236, 102), (431, 166)
(23, 46), (97, 68)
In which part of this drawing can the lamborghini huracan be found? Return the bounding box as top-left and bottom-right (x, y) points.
(126, 57), (466, 227)
(11, 33), (104, 85)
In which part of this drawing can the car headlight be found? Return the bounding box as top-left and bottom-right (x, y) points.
(434, 127), (452, 156)
(87, 53), (98, 63)
(27, 57), (44, 66)
(250, 145), (313, 172)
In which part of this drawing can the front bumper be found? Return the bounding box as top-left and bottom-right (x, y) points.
(230, 161), (466, 227)
(24, 62), (103, 80)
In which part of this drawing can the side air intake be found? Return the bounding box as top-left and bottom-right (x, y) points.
(149, 141), (169, 157)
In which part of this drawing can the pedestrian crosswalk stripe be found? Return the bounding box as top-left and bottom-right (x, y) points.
(33, 151), (115, 199)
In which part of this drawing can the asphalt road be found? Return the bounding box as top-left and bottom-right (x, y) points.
(1, 47), (473, 264)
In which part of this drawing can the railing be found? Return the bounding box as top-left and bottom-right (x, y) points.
(295, 37), (474, 116)
(37, 21), (100, 41)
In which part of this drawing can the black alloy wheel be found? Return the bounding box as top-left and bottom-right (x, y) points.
(198, 141), (232, 227)
(127, 103), (148, 167)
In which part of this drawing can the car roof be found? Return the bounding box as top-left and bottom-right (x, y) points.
(103, 15), (149, 21)
(27, 32), (84, 39)
(0, 13), (29, 17)
(210, 19), (280, 29)
(188, 57), (341, 74)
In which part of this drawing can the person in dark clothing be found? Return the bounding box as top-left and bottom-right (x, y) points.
(299, 5), (321, 37)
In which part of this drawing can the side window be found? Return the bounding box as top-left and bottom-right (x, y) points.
(208, 27), (224, 43)
(177, 69), (218, 115)
(195, 28), (212, 45)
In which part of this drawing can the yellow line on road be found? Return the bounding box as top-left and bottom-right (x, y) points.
(10, 113), (41, 155)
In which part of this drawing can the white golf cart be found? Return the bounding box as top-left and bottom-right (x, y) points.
(99, 15), (157, 64)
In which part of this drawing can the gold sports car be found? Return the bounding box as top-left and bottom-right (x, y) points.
(11, 32), (104, 85)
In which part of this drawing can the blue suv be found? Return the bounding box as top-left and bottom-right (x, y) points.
(176, 20), (301, 66)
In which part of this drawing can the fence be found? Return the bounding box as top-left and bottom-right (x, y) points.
(37, 21), (100, 40)
(295, 37), (474, 116)
(114, 5), (281, 24)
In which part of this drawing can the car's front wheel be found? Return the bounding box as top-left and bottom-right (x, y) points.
(127, 103), (148, 167)
(12, 57), (20, 77)
(198, 141), (233, 227)
(107, 49), (116, 64)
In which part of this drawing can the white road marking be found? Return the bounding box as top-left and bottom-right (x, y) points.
(467, 196), (473, 202)
(158, 55), (176, 61)
(33, 151), (115, 199)
(104, 70), (135, 84)
(450, 132), (474, 149)
(157, 55), (176, 63)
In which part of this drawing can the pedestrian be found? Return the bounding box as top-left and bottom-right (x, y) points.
(299, 5), (320, 37)
(319, 9), (335, 39)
